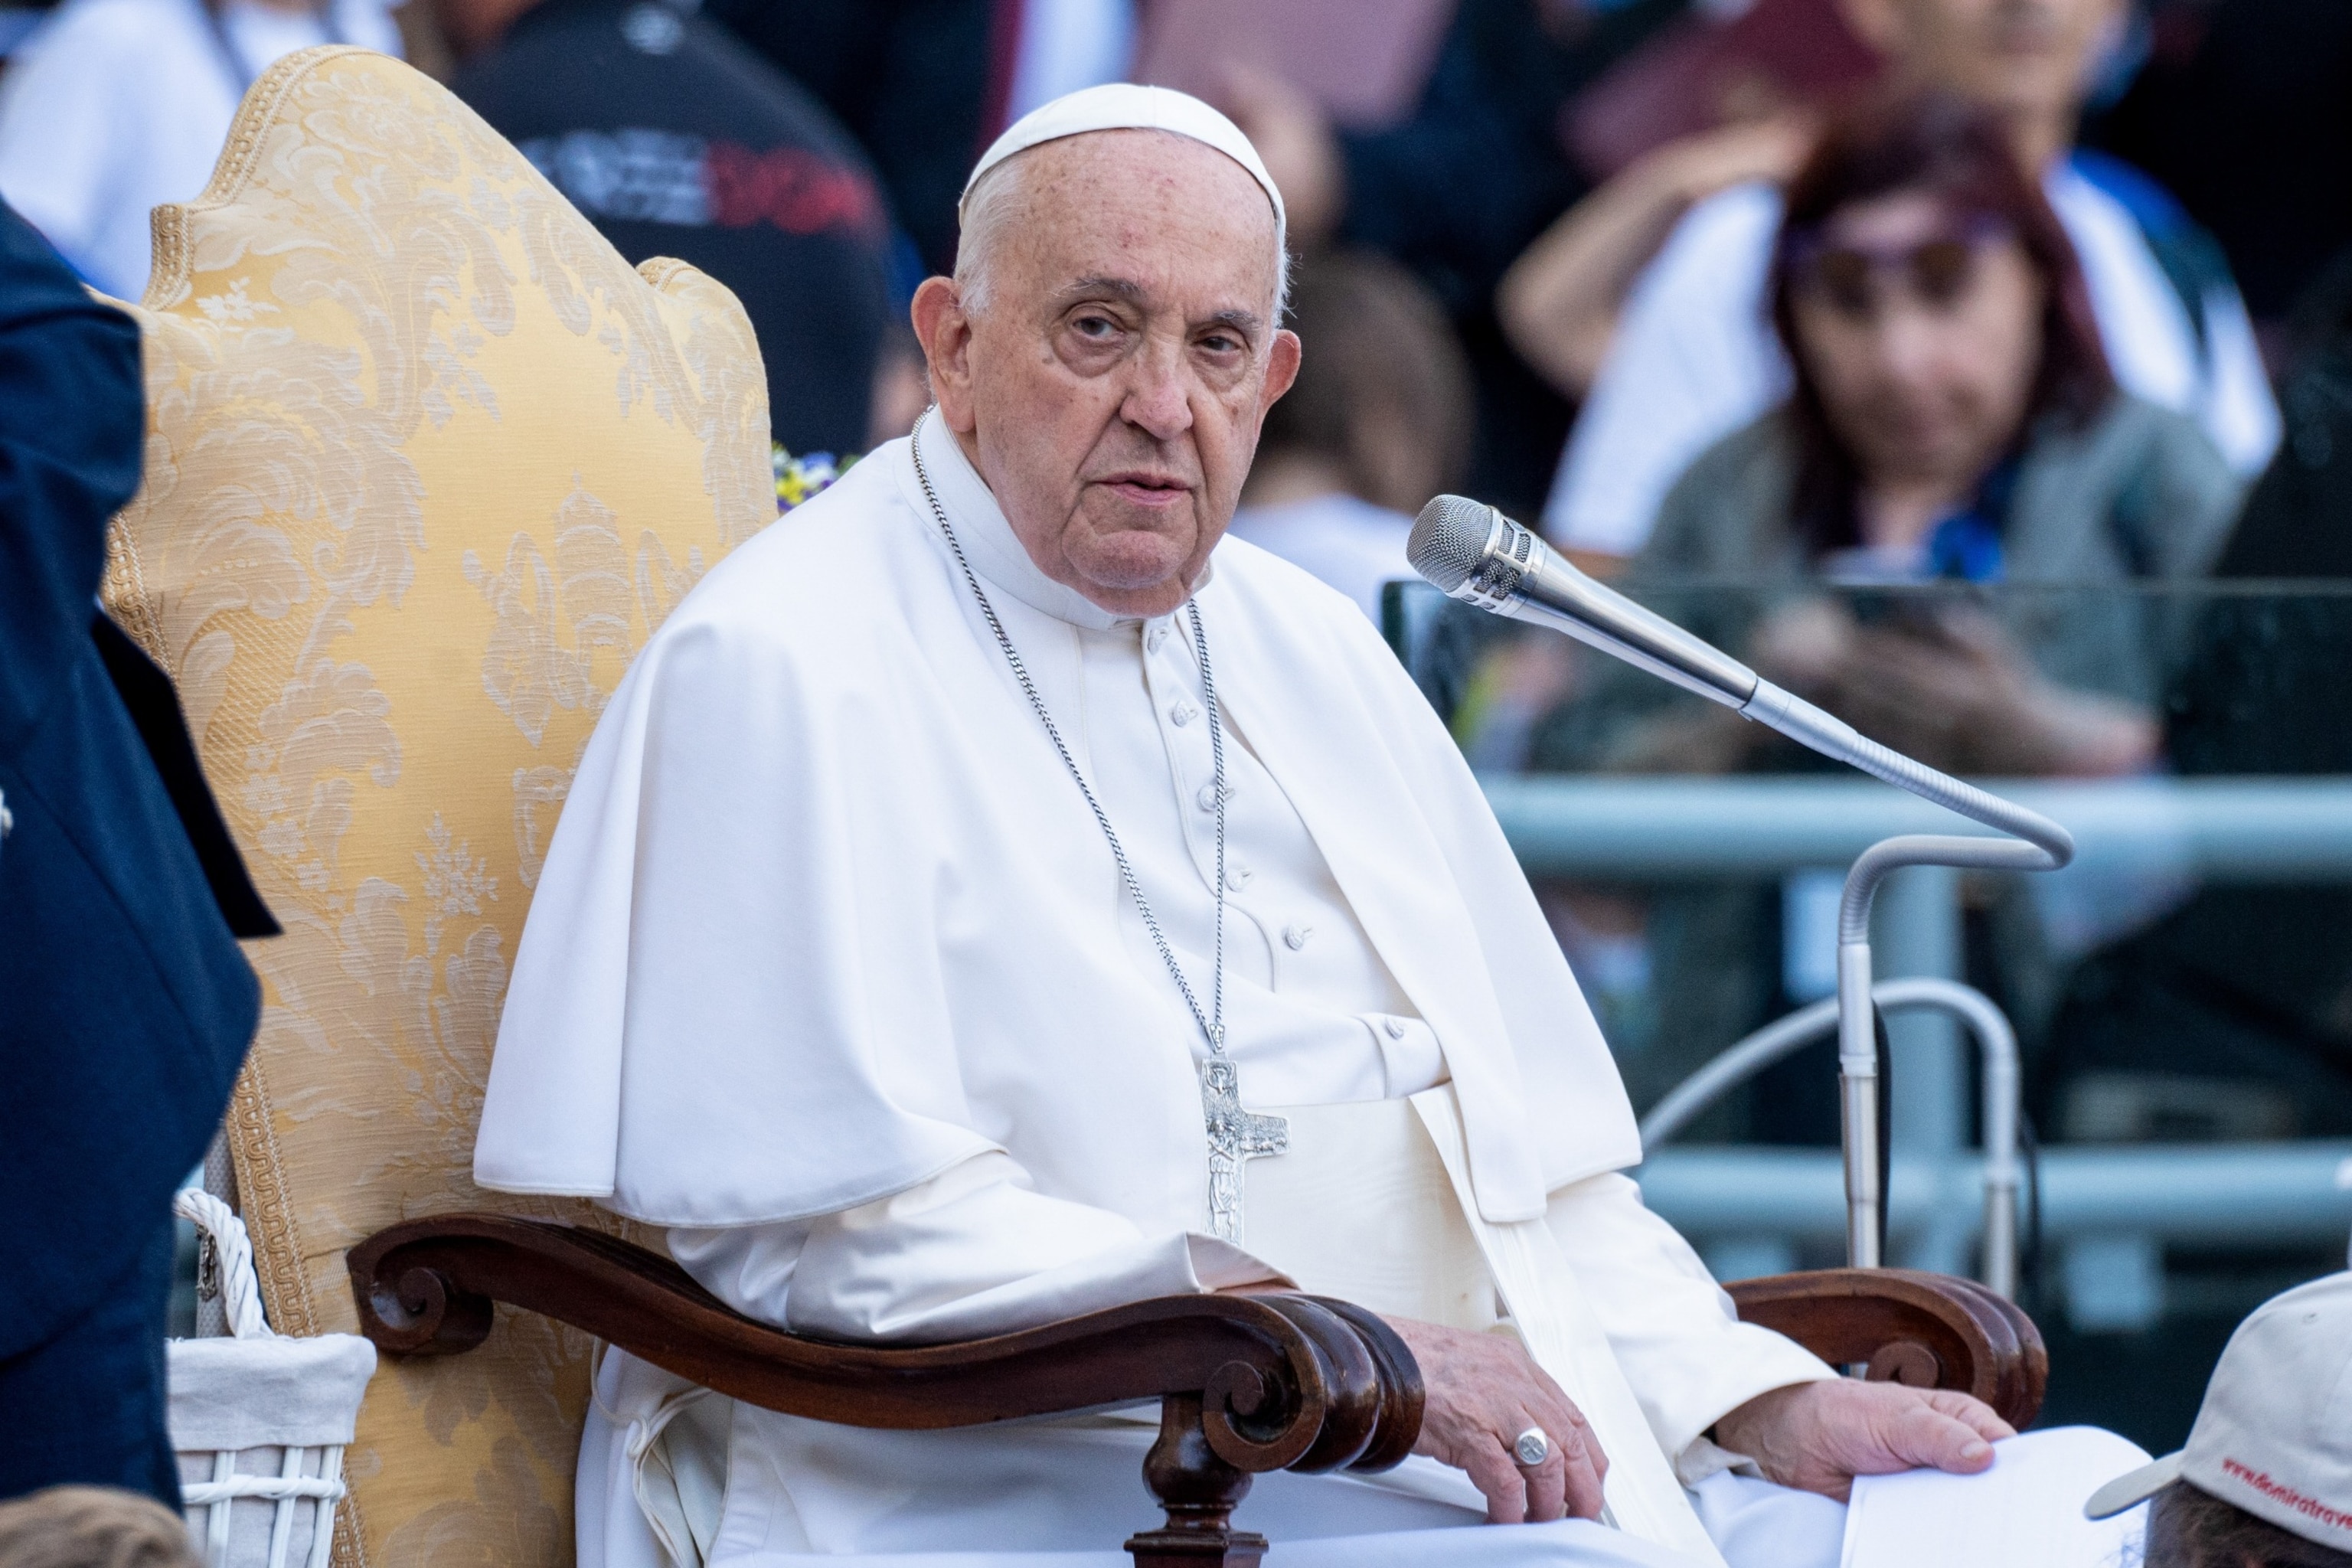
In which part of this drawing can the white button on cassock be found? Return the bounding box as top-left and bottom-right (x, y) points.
(1146, 622), (1169, 652)
(1283, 924), (1312, 950)
(1169, 700), (1198, 727)
(1227, 864), (1253, 890)
(1382, 1015), (1406, 1040)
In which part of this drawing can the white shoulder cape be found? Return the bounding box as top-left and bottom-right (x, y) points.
(474, 433), (1640, 1228)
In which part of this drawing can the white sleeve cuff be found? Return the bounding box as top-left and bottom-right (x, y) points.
(1664, 1322), (1841, 1485)
(1184, 1233), (1291, 1294)
(1658, 1320), (1841, 1468)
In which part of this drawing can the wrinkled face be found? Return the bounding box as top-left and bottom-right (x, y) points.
(913, 131), (1300, 617)
(1788, 191), (2045, 491)
(1870, 0), (2122, 126)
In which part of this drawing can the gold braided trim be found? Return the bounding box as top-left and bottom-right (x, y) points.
(99, 518), (168, 669)
(228, 1054), (373, 1568)
(330, 1484), (367, 1568)
(222, 1055), (318, 1338)
(142, 204), (191, 313)
(142, 45), (381, 313)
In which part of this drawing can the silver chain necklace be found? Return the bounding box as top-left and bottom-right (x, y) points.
(910, 415), (1287, 1241)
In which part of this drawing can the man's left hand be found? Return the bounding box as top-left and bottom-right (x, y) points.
(1710, 1379), (2014, 1502)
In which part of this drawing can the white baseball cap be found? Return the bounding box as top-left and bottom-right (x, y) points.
(2086, 1270), (2352, 1550)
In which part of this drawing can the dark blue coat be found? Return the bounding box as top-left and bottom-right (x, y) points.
(0, 198), (272, 1359)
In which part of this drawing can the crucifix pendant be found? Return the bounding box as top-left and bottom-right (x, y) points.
(1199, 1057), (1289, 1243)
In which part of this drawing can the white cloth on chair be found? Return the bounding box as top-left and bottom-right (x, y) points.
(167, 1191), (376, 1568)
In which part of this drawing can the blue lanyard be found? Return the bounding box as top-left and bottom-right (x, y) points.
(1922, 456), (2020, 583)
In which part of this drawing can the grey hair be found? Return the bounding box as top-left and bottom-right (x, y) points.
(952, 141), (1292, 325)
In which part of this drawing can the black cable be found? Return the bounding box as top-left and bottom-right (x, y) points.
(1875, 1010), (1894, 1263)
(2017, 1108), (2047, 1316)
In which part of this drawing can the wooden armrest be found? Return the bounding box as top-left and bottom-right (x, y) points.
(1728, 1268), (2047, 1429)
(348, 1214), (1420, 1567)
(349, 1221), (2040, 1563)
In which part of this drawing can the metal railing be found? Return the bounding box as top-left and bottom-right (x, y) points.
(1640, 977), (2024, 1298)
(1480, 775), (2352, 1314)
(1484, 776), (2352, 880)
(1635, 1143), (2352, 1251)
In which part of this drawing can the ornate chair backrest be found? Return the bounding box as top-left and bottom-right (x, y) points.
(102, 47), (772, 1566)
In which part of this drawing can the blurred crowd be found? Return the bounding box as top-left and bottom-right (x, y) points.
(8, 0), (2352, 1148)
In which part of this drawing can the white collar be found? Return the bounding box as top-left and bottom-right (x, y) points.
(911, 408), (1214, 634)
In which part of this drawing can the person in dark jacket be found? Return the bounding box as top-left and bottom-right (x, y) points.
(0, 198), (273, 1507)
(704, 0), (991, 284)
(452, 0), (895, 456)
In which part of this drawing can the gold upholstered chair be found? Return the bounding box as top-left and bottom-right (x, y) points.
(107, 46), (2044, 1568)
(101, 47), (770, 1566)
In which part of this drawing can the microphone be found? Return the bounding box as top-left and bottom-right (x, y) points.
(1410, 494), (2073, 1273)
(1408, 494), (1759, 710)
(1405, 494), (2073, 871)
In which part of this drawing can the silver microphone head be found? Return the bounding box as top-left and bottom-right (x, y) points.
(1407, 494), (1494, 593)
(1407, 492), (1762, 709)
(1409, 494), (1535, 607)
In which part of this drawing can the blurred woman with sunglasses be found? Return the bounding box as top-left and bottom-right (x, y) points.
(1628, 89), (2245, 780)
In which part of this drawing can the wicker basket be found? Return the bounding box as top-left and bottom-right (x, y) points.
(167, 1191), (376, 1568)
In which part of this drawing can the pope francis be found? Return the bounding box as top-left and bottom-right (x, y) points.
(474, 87), (2115, 1568)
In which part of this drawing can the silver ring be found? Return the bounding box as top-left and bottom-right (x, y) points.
(1513, 1426), (1550, 1468)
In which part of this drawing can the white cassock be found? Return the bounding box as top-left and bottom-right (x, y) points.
(474, 412), (2130, 1567)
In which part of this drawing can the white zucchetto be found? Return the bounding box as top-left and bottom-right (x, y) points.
(959, 83), (1286, 250)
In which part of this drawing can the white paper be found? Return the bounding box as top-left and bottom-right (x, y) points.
(1842, 1426), (2154, 1568)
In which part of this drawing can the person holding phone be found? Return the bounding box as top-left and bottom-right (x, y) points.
(1624, 88), (2243, 781)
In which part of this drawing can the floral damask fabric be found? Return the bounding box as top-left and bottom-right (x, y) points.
(100, 47), (771, 1568)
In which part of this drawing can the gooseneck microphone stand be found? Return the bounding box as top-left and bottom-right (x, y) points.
(1409, 496), (2074, 1272)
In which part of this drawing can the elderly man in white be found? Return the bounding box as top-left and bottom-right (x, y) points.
(474, 87), (2112, 1568)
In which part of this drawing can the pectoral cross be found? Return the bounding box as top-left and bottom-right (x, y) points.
(1200, 1057), (1289, 1243)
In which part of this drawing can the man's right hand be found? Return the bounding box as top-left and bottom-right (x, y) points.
(1378, 1315), (1609, 1524)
